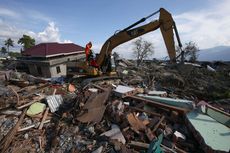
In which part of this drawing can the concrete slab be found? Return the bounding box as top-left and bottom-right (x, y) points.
(187, 110), (230, 152)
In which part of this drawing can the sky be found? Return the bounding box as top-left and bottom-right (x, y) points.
(0, 0), (230, 59)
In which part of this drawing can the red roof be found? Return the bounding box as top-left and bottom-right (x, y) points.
(22, 43), (84, 57)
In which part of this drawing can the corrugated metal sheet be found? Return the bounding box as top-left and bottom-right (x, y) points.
(46, 95), (63, 113)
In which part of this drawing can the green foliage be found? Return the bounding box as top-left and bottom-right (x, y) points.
(18, 35), (35, 51)
(133, 37), (154, 66)
(8, 51), (21, 57)
(4, 38), (14, 52)
(0, 47), (7, 55)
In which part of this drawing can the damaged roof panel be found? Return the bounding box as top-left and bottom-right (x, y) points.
(21, 42), (84, 58)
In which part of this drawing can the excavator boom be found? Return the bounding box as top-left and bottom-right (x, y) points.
(96, 8), (180, 68)
(78, 8), (182, 76)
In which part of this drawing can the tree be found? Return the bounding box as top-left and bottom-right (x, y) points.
(18, 35), (35, 51)
(132, 37), (154, 66)
(8, 52), (21, 57)
(4, 38), (14, 52)
(0, 47), (7, 55)
(176, 41), (199, 63)
(184, 41), (199, 62)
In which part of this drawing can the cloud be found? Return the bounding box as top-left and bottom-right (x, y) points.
(92, 43), (102, 53)
(0, 21), (67, 51)
(0, 22), (60, 42)
(0, 6), (73, 52)
(0, 21), (25, 39)
(63, 40), (73, 43)
(33, 22), (74, 44)
(25, 10), (51, 22)
(0, 7), (60, 49)
(0, 7), (19, 18)
(36, 22), (60, 42)
(112, 0), (230, 59)
(174, 0), (230, 49)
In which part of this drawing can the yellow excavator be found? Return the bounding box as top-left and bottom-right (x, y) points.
(77, 8), (182, 76)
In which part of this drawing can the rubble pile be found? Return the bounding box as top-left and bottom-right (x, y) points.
(0, 59), (229, 153)
(117, 60), (230, 101)
(0, 82), (200, 152)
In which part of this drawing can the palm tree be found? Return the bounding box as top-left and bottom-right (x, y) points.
(1, 47), (7, 55)
(18, 35), (35, 51)
(4, 38), (14, 52)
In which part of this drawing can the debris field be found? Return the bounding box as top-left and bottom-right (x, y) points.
(0, 59), (230, 153)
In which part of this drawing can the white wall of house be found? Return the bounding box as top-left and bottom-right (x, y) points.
(49, 64), (66, 77)
(21, 53), (84, 78)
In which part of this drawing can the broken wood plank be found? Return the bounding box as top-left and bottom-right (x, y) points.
(9, 86), (20, 105)
(175, 146), (188, 153)
(91, 83), (106, 91)
(129, 141), (149, 149)
(0, 110), (22, 116)
(18, 120), (50, 132)
(39, 108), (50, 130)
(145, 128), (156, 141)
(160, 144), (177, 153)
(0, 109), (26, 153)
(129, 141), (178, 153)
(39, 136), (44, 151)
(22, 83), (49, 99)
(52, 88), (57, 95)
(128, 106), (161, 117)
(152, 115), (165, 133)
(18, 125), (35, 132)
(16, 96), (44, 110)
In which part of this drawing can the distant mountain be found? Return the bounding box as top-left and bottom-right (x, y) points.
(198, 46), (230, 61)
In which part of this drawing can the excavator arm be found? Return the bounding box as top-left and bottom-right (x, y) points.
(96, 8), (182, 71)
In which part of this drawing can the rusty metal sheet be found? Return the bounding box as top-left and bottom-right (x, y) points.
(127, 113), (146, 131)
(77, 106), (106, 123)
(77, 88), (111, 123)
(83, 88), (111, 109)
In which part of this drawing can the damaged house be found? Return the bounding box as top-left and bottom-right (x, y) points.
(19, 42), (85, 78)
